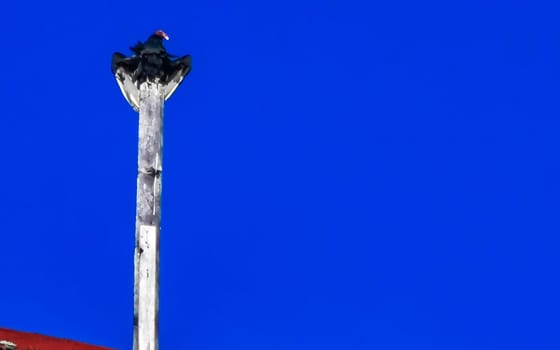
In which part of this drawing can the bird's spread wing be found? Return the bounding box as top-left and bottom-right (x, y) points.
(112, 51), (191, 110)
(112, 52), (140, 111)
(115, 67), (140, 111)
(163, 55), (192, 101)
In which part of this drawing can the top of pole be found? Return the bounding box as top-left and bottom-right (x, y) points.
(111, 30), (192, 111)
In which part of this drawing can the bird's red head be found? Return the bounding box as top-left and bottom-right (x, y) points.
(154, 29), (169, 40)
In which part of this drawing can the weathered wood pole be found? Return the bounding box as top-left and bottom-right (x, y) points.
(133, 81), (164, 350)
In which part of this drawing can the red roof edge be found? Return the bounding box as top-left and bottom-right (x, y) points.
(0, 328), (112, 350)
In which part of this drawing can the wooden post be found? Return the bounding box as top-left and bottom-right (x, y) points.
(133, 81), (164, 350)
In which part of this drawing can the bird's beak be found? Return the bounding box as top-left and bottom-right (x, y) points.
(163, 34), (169, 40)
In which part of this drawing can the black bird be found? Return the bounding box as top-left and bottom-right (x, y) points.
(112, 30), (191, 111)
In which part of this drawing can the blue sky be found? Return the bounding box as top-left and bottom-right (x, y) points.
(1, 0), (560, 349)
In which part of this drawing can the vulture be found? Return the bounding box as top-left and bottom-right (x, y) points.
(112, 30), (191, 111)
